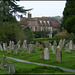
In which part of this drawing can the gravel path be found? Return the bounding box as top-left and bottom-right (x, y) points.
(6, 56), (75, 73)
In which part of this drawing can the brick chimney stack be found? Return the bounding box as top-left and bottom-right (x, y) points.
(28, 12), (32, 18)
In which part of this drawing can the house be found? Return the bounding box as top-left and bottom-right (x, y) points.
(20, 13), (62, 38)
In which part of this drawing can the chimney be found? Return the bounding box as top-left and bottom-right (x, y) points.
(28, 13), (32, 18)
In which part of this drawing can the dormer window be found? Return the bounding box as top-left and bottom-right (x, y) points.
(44, 21), (46, 24)
(40, 20), (42, 24)
(47, 21), (50, 24)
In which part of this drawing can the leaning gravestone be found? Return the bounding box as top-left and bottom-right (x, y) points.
(7, 62), (15, 74)
(44, 48), (49, 60)
(1, 55), (7, 70)
(20, 48), (26, 56)
(55, 48), (62, 63)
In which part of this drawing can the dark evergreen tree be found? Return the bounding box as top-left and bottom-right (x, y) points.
(63, 0), (75, 34)
(0, 0), (32, 22)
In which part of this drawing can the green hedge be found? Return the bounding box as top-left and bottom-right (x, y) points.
(31, 38), (60, 44)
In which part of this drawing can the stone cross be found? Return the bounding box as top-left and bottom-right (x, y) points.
(7, 62), (15, 74)
(55, 48), (62, 63)
(44, 48), (49, 60)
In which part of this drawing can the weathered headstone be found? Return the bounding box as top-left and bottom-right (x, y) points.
(11, 41), (14, 49)
(23, 40), (27, 49)
(7, 62), (15, 74)
(40, 53), (44, 59)
(3, 43), (7, 51)
(55, 48), (62, 63)
(0, 44), (3, 51)
(65, 48), (71, 53)
(52, 45), (57, 55)
(29, 44), (36, 53)
(44, 48), (49, 60)
(1, 55), (7, 70)
(63, 39), (66, 48)
(9, 41), (12, 53)
(20, 48), (26, 56)
(59, 39), (63, 50)
(36, 41), (40, 48)
(17, 40), (21, 50)
(69, 40), (73, 50)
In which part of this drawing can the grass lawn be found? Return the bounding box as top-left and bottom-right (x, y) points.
(0, 58), (74, 74)
(0, 46), (75, 70)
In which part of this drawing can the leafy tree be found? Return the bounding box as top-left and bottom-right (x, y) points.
(0, 21), (25, 44)
(63, 0), (75, 34)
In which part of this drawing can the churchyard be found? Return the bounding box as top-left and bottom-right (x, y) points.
(0, 39), (75, 74)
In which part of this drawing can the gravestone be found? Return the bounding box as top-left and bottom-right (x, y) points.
(52, 45), (57, 55)
(44, 41), (49, 49)
(9, 41), (12, 53)
(44, 48), (49, 60)
(20, 48), (26, 56)
(49, 43), (52, 48)
(29, 44), (36, 53)
(69, 40), (73, 50)
(39, 44), (44, 50)
(3, 43), (7, 51)
(7, 62), (15, 74)
(65, 48), (71, 53)
(1, 55), (7, 70)
(40, 53), (44, 59)
(23, 40), (27, 49)
(0, 44), (3, 51)
(59, 39), (63, 50)
(55, 48), (62, 63)
(17, 40), (21, 50)
(36, 41), (40, 48)
(53, 40), (57, 46)
(63, 39), (66, 48)
(11, 41), (14, 49)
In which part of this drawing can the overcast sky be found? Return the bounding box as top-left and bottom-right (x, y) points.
(16, 1), (66, 21)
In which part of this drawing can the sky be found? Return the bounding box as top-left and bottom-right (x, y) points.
(16, 1), (66, 21)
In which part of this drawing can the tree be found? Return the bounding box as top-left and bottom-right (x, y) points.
(24, 26), (33, 43)
(0, 0), (32, 22)
(63, 0), (75, 34)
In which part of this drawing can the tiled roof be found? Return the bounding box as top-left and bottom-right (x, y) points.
(20, 17), (61, 27)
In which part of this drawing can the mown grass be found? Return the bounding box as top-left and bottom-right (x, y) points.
(0, 58), (74, 74)
(0, 47), (75, 70)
